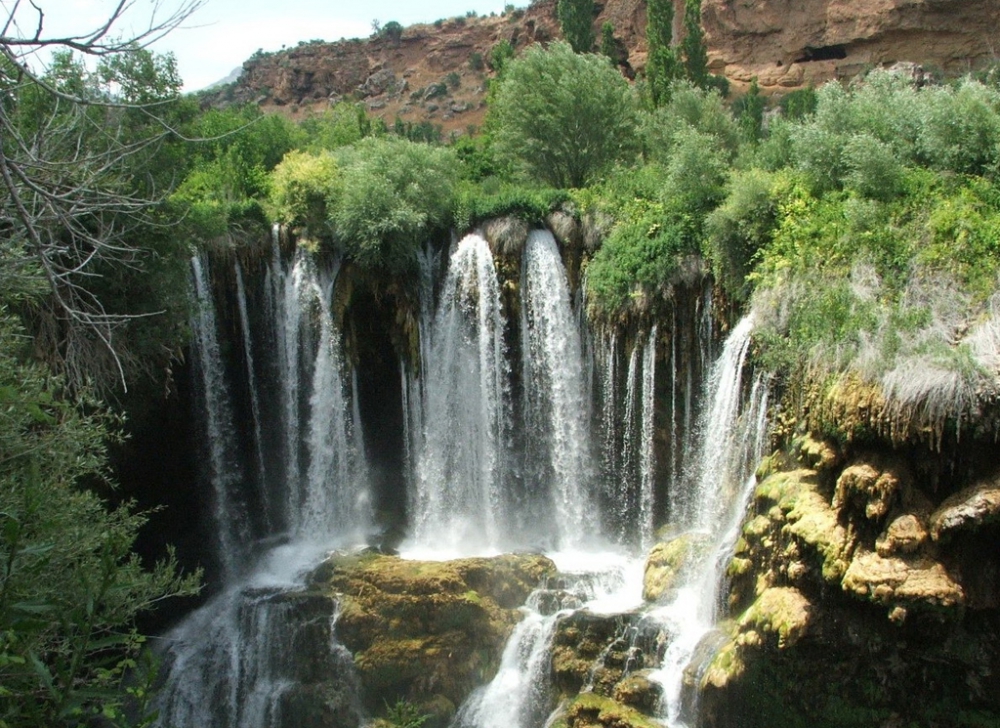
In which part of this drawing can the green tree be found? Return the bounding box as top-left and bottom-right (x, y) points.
(646, 0), (679, 106)
(734, 77), (766, 141)
(600, 22), (621, 63)
(489, 39), (515, 75)
(381, 20), (404, 44)
(0, 3), (203, 392)
(680, 0), (709, 88)
(557, 0), (596, 53)
(489, 42), (638, 188)
(0, 310), (200, 727)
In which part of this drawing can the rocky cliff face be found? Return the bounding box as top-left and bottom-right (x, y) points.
(703, 0), (1000, 91)
(206, 0), (997, 129)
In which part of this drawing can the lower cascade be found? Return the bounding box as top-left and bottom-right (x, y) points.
(157, 229), (771, 728)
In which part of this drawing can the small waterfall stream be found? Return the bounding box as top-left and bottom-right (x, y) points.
(648, 315), (770, 727)
(190, 254), (249, 583)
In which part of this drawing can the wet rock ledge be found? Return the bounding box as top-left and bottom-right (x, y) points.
(309, 551), (556, 727)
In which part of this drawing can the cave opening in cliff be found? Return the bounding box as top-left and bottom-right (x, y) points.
(795, 44), (849, 63)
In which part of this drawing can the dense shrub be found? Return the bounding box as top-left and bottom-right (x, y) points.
(267, 150), (339, 230)
(489, 42), (638, 188)
(329, 137), (459, 273)
(454, 181), (568, 231)
(704, 169), (783, 298)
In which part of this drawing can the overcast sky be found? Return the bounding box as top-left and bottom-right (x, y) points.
(19, 1), (517, 91)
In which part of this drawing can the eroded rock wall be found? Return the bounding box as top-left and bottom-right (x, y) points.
(703, 0), (1000, 91)
(698, 431), (1000, 727)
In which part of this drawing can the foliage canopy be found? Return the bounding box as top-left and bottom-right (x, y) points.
(489, 42), (637, 189)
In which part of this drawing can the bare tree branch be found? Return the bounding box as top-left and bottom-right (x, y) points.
(0, 1), (204, 392)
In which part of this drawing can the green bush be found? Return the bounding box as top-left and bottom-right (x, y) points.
(489, 42), (638, 188)
(329, 137), (459, 273)
(641, 81), (740, 163)
(917, 80), (1000, 176)
(454, 181), (568, 231)
(842, 133), (904, 200)
(0, 311), (200, 727)
(267, 150), (340, 230)
(704, 169), (782, 298)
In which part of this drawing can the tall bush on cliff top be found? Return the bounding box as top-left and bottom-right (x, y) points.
(489, 42), (637, 188)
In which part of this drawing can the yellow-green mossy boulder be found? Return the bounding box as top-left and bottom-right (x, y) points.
(737, 586), (812, 649)
(643, 533), (712, 602)
(751, 467), (855, 584)
(833, 456), (910, 523)
(612, 671), (663, 713)
(841, 548), (965, 619)
(551, 693), (664, 728)
(313, 551), (555, 722)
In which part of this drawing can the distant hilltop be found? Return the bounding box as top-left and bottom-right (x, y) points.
(199, 0), (999, 132)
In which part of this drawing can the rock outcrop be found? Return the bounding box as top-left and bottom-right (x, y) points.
(702, 0), (1000, 92)
(310, 551), (555, 727)
(699, 432), (1000, 727)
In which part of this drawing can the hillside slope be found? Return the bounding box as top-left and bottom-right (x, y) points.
(205, 0), (998, 132)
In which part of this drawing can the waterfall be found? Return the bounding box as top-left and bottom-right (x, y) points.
(453, 553), (645, 728)
(190, 254), (249, 582)
(453, 608), (557, 728)
(648, 314), (770, 727)
(639, 325), (658, 550)
(409, 233), (511, 554)
(156, 548), (365, 728)
(520, 229), (596, 549)
(158, 243), (373, 728)
(236, 260), (271, 533)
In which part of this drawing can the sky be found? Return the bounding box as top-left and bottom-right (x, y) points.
(18, 0), (519, 91)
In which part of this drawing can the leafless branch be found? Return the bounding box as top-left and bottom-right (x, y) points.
(0, 1), (204, 392)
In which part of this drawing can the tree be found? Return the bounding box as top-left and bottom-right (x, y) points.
(381, 20), (404, 45)
(680, 0), (709, 88)
(646, 0), (680, 106)
(0, 4), (205, 725)
(0, 310), (200, 727)
(0, 0), (203, 392)
(600, 21), (622, 64)
(489, 42), (638, 188)
(557, 0), (596, 53)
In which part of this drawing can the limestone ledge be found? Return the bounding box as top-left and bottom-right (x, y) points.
(310, 551), (555, 726)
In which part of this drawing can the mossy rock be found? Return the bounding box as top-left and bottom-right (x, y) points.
(612, 670), (663, 713)
(551, 693), (663, 728)
(313, 552), (555, 714)
(643, 532), (713, 602)
(738, 587), (812, 649)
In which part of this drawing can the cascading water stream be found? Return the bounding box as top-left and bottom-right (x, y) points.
(190, 254), (249, 583)
(520, 229), (596, 549)
(236, 259), (272, 533)
(453, 553), (646, 728)
(638, 325), (658, 550)
(157, 245), (373, 728)
(408, 233), (511, 554)
(647, 315), (770, 727)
